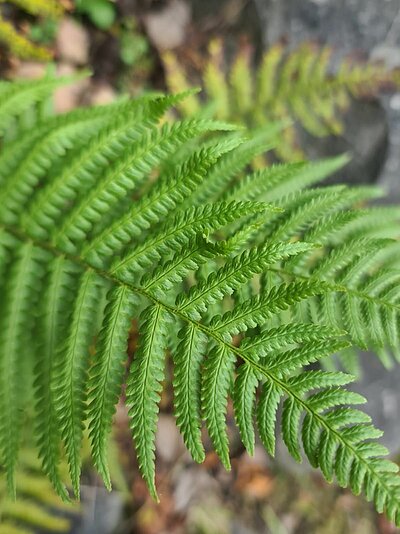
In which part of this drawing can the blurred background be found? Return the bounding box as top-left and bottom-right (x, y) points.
(0, 0), (399, 533)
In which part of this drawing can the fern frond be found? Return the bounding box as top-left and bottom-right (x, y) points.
(272, 236), (400, 356)
(81, 136), (244, 268)
(189, 125), (282, 205)
(224, 155), (350, 205)
(241, 323), (340, 357)
(233, 362), (260, 455)
(0, 445), (79, 533)
(161, 51), (201, 116)
(265, 338), (350, 376)
(204, 39), (230, 120)
(256, 43), (284, 107)
(22, 93), (191, 240)
(212, 281), (329, 336)
(0, 79), (399, 526)
(0, 76), (79, 135)
(236, 349), (400, 523)
(1, 500), (70, 533)
(0, 100), (133, 190)
(0, 108), (116, 225)
(223, 161), (306, 202)
(333, 205), (400, 241)
(256, 381), (281, 456)
(264, 185), (364, 241)
(142, 237), (220, 299)
(229, 43), (253, 115)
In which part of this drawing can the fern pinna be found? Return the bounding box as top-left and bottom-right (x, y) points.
(0, 77), (399, 526)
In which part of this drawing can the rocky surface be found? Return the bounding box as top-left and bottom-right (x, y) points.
(143, 0), (191, 50)
(254, 0), (400, 53)
(56, 17), (90, 66)
(357, 354), (400, 451)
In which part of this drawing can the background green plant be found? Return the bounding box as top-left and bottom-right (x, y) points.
(0, 447), (79, 534)
(74, 0), (115, 31)
(0, 0), (63, 60)
(163, 39), (397, 163)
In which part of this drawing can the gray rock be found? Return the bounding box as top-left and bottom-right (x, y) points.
(56, 18), (90, 65)
(299, 98), (389, 186)
(156, 414), (186, 463)
(174, 466), (220, 512)
(72, 486), (124, 534)
(231, 522), (260, 534)
(355, 354), (400, 453)
(371, 45), (400, 69)
(254, 0), (400, 53)
(186, 495), (231, 534)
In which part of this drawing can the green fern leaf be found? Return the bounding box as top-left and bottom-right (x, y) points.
(282, 397), (303, 462)
(52, 119), (238, 254)
(233, 363), (260, 455)
(82, 137), (243, 268)
(177, 242), (315, 319)
(0, 243), (47, 496)
(211, 281), (328, 335)
(189, 126), (281, 204)
(111, 201), (269, 281)
(202, 344), (236, 469)
(266, 339), (350, 376)
(126, 304), (170, 501)
(52, 270), (106, 498)
(88, 285), (139, 488)
(34, 256), (78, 501)
(256, 381), (281, 456)
(0, 76), (78, 135)
(21, 93), (191, 240)
(142, 237), (220, 299)
(173, 323), (207, 463)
